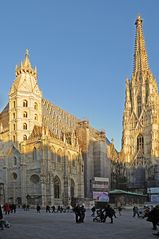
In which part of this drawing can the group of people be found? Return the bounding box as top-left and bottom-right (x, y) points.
(92, 204), (117, 223)
(45, 205), (71, 213)
(3, 203), (16, 214)
(143, 205), (159, 237)
(22, 204), (30, 211)
(0, 205), (10, 230)
(73, 205), (86, 223)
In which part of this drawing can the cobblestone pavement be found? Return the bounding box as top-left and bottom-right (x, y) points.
(0, 209), (157, 239)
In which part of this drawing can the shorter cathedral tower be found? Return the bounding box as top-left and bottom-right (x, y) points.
(9, 50), (42, 144)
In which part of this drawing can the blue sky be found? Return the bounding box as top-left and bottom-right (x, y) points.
(0, 0), (159, 150)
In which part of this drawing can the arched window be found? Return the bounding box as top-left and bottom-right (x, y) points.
(70, 179), (75, 198)
(23, 123), (27, 130)
(57, 149), (62, 163)
(68, 152), (71, 161)
(137, 134), (144, 152)
(13, 113), (15, 119)
(145, 80), (149, 103)
(23, 100), (28, 107)
(33, 147), (37, 161)
(34, 102), (38, 110)
(137, 96), (142, 117)
(51, 147), (56, 161)
(13, 124), (16, 130)
(13, 101), (16, 108)
(13, 135), (16, 142)
(23, 111), (28, 118)
(14, 157), (17, 165)
(54, 176), (60, 198)
(34, 114), (38, 120)
(30, 174), (40, 184)
(23, 135), (27, 140)
(72, 154), (76, 167)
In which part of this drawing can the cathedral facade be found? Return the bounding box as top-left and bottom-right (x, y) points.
(0, 50), (110, 206)
(122, 16), (159, 190)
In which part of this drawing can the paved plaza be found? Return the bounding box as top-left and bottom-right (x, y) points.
(0, 209), (158, 239)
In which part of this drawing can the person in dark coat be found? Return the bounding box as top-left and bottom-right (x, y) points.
(36, 205), (41, 213)
(0, 205), (4, 230)
(103, 204), (114, 223)
(74, 205), (81, 223)
(147, 205), (159, 230)
(80, 205), (86, 223)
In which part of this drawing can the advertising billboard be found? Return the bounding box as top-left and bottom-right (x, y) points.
(93, 191), (109, 202)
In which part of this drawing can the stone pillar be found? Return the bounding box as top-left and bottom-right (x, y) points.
(20, 162), (27, 204)
(50, 174), (54, 205)
(41, 176), (46, 207)
(63, 153), (69, 206)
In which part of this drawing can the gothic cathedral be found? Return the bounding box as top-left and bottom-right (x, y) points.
(0, 50), (110, 206)
(122, 16), (159, 190)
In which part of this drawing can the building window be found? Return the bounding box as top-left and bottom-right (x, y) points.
(82, 165), (84, 173)
(70, 179), (75, 198)
(23, 123), (27, 130)
(13, 135), (16, 142)
(30, 174), (40, 184)
(33, 147), (37, 160)
(13, 101), (16, 108)
(137, 96), (142, 117)
(23, 111), (28, 118)
(13, 124), (16, 130)
(13, 113), (15, 119)
(34, 102), (38, 110)
(57, 149), (62, 163)
(23, 100), (28, 107)
(145, 80), (149, 103)
(54, 176), (60, 198)
(14, 157), (17, 165)
(34, 114), (38, 120)
(137, 134), (144, 152)
(12, 172), (17, 180)
(23, 135), (27, 140)
(72, 154), (76, 167)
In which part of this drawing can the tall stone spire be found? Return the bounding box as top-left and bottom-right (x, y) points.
(133, 16), (149, 74)
(23, 49), (31, 68)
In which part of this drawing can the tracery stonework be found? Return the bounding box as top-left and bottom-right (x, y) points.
(0, 50), (110, 206)
(121, 16), (159, 189)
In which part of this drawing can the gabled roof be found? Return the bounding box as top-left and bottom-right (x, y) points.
(1, 103), (9, 114)
(109, 189), (146, 197)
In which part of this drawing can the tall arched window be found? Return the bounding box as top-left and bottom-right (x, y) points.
(57, 149), (62, 163)
(23, 100), (28, 107)
(137, 96), (142, 117)
(70, 179), (75, 198)
(23, 123), (27, 130)
(33, 147), (37, 160)
(34, 114), (38, 120)
(51, 147), (56, 161)
(54, 176), (60, 198)
(145, 80), (149, 103)
(23, 111), (28, 118)
(13, 101), (16, 108)
(14, 157), (17, 165)
(34, 102), (38, 110)
(137, 134), (144, 152)
(23, 135), (27, 140)
(13, 135), (16, 142)
(72, 154), (76, 167)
